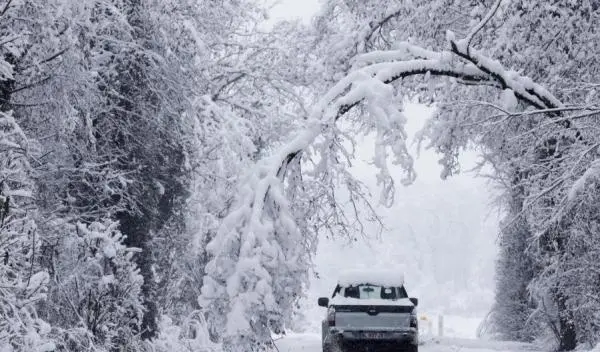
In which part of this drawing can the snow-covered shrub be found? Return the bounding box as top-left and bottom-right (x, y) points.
(0, 111), (54, 351)
(42, 221), (144, 351)
(0, 279), (55, 352)
(145, 313), (220, 352)
(0, 222), (54, 352)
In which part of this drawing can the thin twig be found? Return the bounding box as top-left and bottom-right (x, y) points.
(0, 0), (14, 17)
(465, 0), (504, 52)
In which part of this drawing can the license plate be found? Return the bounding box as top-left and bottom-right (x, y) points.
(362, 332), (387, 339)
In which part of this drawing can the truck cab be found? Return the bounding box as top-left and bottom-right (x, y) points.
(318, 271), (418, 352)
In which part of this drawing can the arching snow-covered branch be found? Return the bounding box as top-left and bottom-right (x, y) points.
(200, 23), (572, 348)
(356, 38), (563, 111)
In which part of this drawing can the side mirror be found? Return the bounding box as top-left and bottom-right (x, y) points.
(318, 297), (329, 307)
(409, 297), (418, 307)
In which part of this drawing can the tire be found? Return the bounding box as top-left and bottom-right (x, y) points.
(323, 343), (343, 352)
(404, 343), (418, 352)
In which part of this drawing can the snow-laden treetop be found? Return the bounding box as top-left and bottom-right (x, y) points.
(337, 269), (405, 287)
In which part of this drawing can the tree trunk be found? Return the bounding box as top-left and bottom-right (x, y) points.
(117, 210), (158, 339)
(0, 54), (15, 111)
(557, 293), (577, 351)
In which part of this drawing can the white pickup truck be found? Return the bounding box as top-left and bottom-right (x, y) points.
(318, 271), (418, 352)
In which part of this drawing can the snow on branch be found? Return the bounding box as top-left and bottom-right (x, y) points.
(463, 0), (504, 51)
(446, 9), (563, 111)
(449, 38), (562, 110)
(566, 157), (600, 205)
(356, 35), (563, 112)
(354, 42), (447, 64)
(363, 6), (405, 45)
(447, 0), (563, 110)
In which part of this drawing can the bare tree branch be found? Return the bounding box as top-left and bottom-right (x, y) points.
(0, 0), (13, 17)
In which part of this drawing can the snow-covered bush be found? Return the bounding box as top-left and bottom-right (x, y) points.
(0, 111), (54, 351)
(145, 313), (220, 352)
(0, 275), (55, 352)
(42, 221), (144, 351)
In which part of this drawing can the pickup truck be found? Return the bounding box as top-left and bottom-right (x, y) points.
(318, 271), (418, 352)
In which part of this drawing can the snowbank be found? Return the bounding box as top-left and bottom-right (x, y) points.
(426, 336), (538, 351)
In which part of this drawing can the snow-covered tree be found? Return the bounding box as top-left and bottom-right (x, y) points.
(304, 1), (600, 349)
(0, 111), (53, 351)
(489, 180), (538, 342)
(2, 0), (598, 350)
(203, 0), (600, 350)
(0, 1), (59, 348)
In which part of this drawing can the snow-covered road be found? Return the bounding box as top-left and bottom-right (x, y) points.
(275, 333), (539, 352)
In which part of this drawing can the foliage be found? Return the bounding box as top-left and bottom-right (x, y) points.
(1, 0), (599, 351)
(0, 112), (53, 351)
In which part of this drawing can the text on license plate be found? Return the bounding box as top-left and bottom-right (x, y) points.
(362, 332), (387, 339)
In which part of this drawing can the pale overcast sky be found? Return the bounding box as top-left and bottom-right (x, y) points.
(267, 0), (321, 23)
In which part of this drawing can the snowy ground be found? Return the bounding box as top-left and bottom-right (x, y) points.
(275, 332), (539, 352)
(278, 309), (539, 351)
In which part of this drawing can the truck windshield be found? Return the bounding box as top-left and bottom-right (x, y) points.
(341, 285), (407, 299)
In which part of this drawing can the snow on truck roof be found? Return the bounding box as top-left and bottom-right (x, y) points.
(337, 270), (404, 287)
